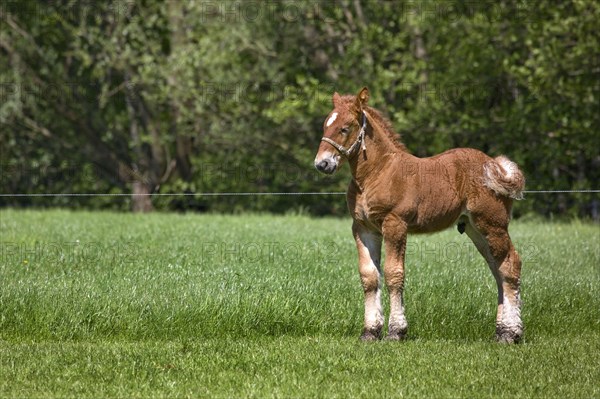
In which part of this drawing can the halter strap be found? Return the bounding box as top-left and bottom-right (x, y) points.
(321, 111), (367, 158)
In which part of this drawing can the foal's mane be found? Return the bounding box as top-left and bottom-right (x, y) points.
(338, 95), (407, 153)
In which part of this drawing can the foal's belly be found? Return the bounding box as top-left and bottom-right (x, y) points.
(350, 179), (465, 235)
(406, 197), (465, 234)
(407, 208), (463, 233)
(354, 195), (463, 235)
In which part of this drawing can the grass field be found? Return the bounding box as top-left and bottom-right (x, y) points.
(1, 209), (598, 398)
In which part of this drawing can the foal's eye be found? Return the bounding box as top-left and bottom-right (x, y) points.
(341, 127), (350, 134)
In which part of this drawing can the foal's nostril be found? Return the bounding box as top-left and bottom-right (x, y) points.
(316, 159), (330, 172)
(315, 158), (336, 174)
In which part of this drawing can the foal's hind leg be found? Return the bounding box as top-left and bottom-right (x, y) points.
(353, 221), (384, 341)
(465, 219), (523, 343)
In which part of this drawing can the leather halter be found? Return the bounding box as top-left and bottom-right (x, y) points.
(320, 111), (367, 158)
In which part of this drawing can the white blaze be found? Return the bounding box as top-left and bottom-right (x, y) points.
(326, 112), (338, 127)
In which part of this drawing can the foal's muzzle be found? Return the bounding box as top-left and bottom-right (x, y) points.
(314, 156), (338, 175)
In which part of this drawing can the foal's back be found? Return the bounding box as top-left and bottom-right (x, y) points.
(384, 148), (501, 233)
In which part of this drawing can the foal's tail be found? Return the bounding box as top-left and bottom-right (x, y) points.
(483, 156), (525, 200)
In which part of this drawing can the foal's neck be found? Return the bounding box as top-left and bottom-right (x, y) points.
(349, 111), (411, 188)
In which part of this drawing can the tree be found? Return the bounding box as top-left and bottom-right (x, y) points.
(1, 0), (598, 218)
(2, 2), (195, 211)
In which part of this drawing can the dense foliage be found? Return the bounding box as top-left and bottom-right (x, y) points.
(1, 1), (598, 217)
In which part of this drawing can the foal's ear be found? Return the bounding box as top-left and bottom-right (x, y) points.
(355, 87), (369, 109)
(332, 92), (342, 107)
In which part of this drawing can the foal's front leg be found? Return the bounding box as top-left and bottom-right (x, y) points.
(353, 222), (383, 341)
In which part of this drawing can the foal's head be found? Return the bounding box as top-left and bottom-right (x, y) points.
(314, 87), (370, 174)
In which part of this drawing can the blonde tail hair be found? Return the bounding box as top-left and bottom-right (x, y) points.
(483, 156), (525, 200)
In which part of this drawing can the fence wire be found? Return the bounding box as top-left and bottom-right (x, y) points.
(0, 190), (599, 197)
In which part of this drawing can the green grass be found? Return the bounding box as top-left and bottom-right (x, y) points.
(1, 209), (598, 398)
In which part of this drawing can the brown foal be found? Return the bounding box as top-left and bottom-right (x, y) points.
(314, 87), (525, 343)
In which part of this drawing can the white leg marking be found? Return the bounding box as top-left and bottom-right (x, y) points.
(501, 291), (523, 333)
(364, 273), (383, 331)
(388, 292), (408, 332)
(357, 231), (383, 332)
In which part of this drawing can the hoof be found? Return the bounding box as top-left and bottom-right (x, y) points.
(385, 333), (407, 341)
(385, 326), (408, 341)
(360, 328), (382, 342)
(496, 325), (522, 344)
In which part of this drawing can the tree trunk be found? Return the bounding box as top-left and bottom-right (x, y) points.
(168, 1), (194, 183)
(132, 180), (154, 212)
